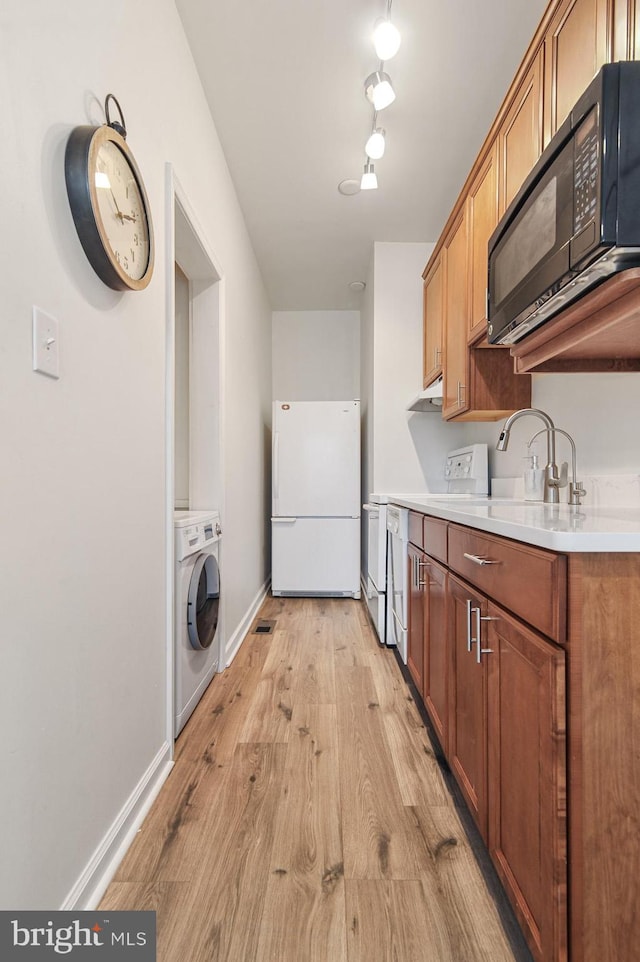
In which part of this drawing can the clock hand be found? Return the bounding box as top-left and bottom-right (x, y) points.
(109, 188), (124, 220)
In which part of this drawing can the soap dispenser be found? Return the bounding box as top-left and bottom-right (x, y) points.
(523, 453), (545, 502)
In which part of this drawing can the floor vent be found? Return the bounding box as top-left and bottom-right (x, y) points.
(253, 619), (276, 634)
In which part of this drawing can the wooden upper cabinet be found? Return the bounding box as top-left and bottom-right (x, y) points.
(612, 0), (640, 59)
(466, 142), (499, 343)
(543, 0), (612, 144)
(442, 209), (470, 419)
(423, 254), (443, 387)
(498, 46), (544, 215)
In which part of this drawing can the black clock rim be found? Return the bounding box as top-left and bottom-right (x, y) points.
(65, 124), (154, 292)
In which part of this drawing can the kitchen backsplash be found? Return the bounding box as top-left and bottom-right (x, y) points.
(492, 474), (640, 506)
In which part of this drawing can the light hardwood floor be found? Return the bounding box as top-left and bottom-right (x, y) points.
(100, 596), (530, 962)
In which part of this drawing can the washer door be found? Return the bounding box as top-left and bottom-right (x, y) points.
(187, 552), (220, 650)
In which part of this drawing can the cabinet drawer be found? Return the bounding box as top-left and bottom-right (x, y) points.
(424, 517), (447, 564)
(409, 511), (424, 549)
(448, 524), (566, 643)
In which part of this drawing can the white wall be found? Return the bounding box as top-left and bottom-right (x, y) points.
(272, 310), (360, 400)
(366, 242), (466, 496)
(0, 1), (271, 909)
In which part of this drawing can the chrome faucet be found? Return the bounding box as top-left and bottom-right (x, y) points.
(528, 427), (587, 506)
(496, 408), (562, 504)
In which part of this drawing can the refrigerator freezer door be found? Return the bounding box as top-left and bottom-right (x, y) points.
(273, 401), (360, 517)
(271, 517), (360, 597)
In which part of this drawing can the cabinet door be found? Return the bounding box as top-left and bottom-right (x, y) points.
(447, 573), (489, 839)
(487, 603), (567, 962)
(407, 544), (426, 693)
(544, 0), (611, 144)
(442, 210), (470, 419)
(423, 255), (443, 387)
(467, 142), (498, 343)
(423, 559), (448, 752)
(498, 47), (544, 215)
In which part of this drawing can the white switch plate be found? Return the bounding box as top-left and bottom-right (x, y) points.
(32, 306), (60, 378)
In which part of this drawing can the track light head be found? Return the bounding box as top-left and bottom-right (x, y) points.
(373, 18), (401, 60)
(365, 127), (386, 160)
(361, 160), (378, 190)
(364, 71), (395, 111)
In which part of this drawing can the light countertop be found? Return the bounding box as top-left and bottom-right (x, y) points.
(387, 495), (640, 552)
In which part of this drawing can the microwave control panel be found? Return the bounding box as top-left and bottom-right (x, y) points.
(574, 107), (599, 233)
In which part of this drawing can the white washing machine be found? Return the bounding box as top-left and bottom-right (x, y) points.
(174, 509), (222, 736)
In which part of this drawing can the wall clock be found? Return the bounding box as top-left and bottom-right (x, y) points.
(65, 94), (154, 291)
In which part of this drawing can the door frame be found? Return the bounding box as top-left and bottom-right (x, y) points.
(165, 164), (226, 750)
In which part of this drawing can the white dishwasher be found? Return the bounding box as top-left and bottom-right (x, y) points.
(386, 503), (409, 664)
(385, 444), (489, 666)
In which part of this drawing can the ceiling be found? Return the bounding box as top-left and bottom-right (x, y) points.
(175, 0), (549, 311)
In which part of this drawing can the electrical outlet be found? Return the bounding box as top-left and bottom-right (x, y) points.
(32, 307), (60, 379)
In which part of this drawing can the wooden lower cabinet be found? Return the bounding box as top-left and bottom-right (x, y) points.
(413, 529), (567, 962)
(423, 558), (448, 751)
(447, 574), (490, 839)
(487, 602), (567, 962)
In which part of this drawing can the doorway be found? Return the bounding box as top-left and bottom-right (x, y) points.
(165, 165), (225, 748)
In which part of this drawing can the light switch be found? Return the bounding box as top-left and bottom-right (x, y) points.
(32, 307), (60, 379)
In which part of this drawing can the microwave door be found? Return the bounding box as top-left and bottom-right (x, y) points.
(489, 139), (575, 344)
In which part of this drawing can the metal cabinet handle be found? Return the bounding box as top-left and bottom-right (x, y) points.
(463, 552), (500, 566)
(466, 599), (474, 653)
(474, 608), (497, 664)
(456, 380), (466, 407)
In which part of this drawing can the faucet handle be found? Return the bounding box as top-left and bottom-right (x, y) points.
(569, 480), (587, 506)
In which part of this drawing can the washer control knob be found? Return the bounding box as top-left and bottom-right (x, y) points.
(215, 522), (222, 536)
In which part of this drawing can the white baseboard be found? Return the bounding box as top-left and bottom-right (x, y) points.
(61, 742), (174, 910)
(223, 577), (270, 667)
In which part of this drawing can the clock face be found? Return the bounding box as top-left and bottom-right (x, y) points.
(93, 140), (151, 282)
(65, 122), (154, 291)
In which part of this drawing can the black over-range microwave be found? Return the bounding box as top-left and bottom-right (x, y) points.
(487, 61), (640, 345)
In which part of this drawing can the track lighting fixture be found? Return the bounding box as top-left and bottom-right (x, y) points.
(364, 70), (396, 111)
(361, 160), (378, 190)
(337, 2), (401, 198)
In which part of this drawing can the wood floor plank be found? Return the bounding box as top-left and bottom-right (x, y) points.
(256, 875), (347, 962)
(291, 617), (337, 704)
(346, 879), (452, 962)
(160, 742), (286, 961)
(267, 703), (342, 873)
(173, 629), (270, 764)
(336, 668), (422, 880)
(99, 881), (194, 962)
(114, 752), (227, 883)
(255, 703), (346, 961)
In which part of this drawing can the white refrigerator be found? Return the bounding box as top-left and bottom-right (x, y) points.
(271, 400), (361, 597)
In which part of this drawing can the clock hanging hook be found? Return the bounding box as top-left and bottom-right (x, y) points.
(104, 93), (127, 139)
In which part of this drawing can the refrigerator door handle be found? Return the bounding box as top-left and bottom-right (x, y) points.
(273, 431), (280, 504)
(271, 517), (297, 523)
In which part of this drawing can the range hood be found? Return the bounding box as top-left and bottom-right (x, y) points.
(407, 376), (443, 412)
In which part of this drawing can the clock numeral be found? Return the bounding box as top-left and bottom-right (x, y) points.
(123, 255), (129, 271)
(115, 250), (121, 265)
(130, 249), (136, 263)
(133, 233), (139, 247)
